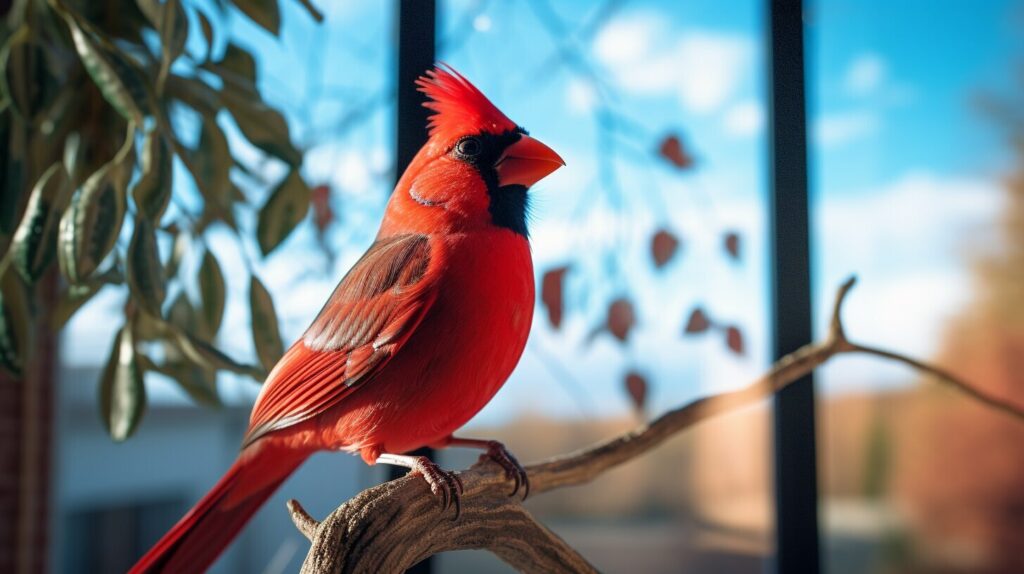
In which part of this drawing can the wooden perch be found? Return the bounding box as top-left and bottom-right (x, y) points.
(287, 276), (1024, 574)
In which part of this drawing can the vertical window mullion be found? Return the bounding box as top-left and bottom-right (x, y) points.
(391, 1), (437, 573)
(766, 0), (821, 573)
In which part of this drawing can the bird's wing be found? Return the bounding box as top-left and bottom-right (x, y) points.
(241, 234), (438, 447)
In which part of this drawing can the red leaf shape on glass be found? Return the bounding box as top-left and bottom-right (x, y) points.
(624, 371), (647, 413)
(541, 266), (570, 329)
(658, 135), (694, 169)
(607, 297), (636, 343)
(651, 229), (680, 268)
(724, 231), (740, 259)
(311, 184), (333, 232)
(684, 307), (711, 334)
(725, 325), (744, 355)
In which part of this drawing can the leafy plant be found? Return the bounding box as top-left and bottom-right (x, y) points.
(0, 0), (322, 440)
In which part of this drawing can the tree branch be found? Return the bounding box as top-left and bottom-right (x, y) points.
(844, 342), (1024, 422)
(289, 474), (596, 574)
(288, 276), (1024, 573)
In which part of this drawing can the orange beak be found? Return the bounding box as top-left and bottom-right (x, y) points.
(495, 135), (565, 188)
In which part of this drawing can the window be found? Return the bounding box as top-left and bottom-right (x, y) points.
(810, 2), (1024, 572)
(52, 2), (1022, 572)
(62, 499), (185, 574)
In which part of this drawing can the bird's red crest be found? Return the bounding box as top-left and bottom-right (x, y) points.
(416, 64), (516, 143)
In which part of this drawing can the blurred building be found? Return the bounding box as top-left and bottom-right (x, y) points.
(52, 366), (368, 574)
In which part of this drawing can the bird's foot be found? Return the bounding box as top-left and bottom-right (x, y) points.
(446, 438), (529, 499)
(376, 453), (464, 519)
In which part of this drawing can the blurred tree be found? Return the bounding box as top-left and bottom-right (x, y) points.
(893, 82), (1024, 573)
(0, 0), (323, 441)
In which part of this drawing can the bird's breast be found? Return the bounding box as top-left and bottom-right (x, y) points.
(409, 230), (535, 429)
(320, 229), (535, 455)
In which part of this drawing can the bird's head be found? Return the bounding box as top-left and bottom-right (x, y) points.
(381, 64), (565, 238)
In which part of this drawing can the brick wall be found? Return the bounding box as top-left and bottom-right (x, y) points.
(0, 276), (57, 574)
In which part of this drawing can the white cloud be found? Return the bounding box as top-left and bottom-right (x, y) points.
(843, 53), (886, 97)
(723, 100), (765, 137)
(814, 110), (880, 147)
(304, 144), (386, 196)
(818, 171), (1002, 265)
(593, 15), (662, 67)
(816, 171), (1003, 390)
(593, 16), (753, 115)
(318, 1), (371, 22)
(368, 147), (390, 173)
(674, 34), (751, 113)
(564, 78), (598, 115)
(473, 14), (492, 33)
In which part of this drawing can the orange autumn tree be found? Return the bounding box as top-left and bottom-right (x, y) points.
(893, 86), (1024, 572)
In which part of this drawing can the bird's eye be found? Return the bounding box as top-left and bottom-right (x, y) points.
(455, 137), (483, 158)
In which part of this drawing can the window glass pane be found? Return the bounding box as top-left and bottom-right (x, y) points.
(810, 2), (1024, 573)
(437, 1), (774, 572)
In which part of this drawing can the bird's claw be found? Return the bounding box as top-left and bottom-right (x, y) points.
(480, 440), (530, 500)
(409, 456), (464, 519)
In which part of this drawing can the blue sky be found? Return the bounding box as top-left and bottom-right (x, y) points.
(64, 0), (1022, 425)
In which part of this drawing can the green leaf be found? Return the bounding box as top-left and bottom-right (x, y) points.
(163, 228), (189, 279)
(58, 129), (135, 284)
(166, 291), (196, 332)
(149, 356), (222, 407)
(193, 118), (231, 202)
(0, 26), (65, 123)
(198, 250), (225, 336)
(163, 126), (238, 232)
(221, 87), (301, 165)
(249, 275), (283, 371)
(11, 162), (70, 283)
(218, 42), (257, 84)
(163, 0), (189, 62)
(133, 327), (222, 406)
(134, 0), (161, 25)
(52, 266), (123, 329)
(127, 217), (164, 316)
(157, 0), (188, 93)
(0, 26), (37, 121)
(0, 270), (31, 377)
(171, 327), (262, 378)
(234, 0), (281, 36)
(129, 307), (164, 341)
(164, 74), (220, 115)
(111, 312), (222, 409)
(131, 130), (172, 220)
(98, 325), (146, 441)
(256, 169), (310, 255)
(64, 15), (148, 124)
(0, 109), (21, 243)
(63, 133), (84, 186)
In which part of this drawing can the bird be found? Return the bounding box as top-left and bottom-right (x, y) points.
(129, 64), (564, 573)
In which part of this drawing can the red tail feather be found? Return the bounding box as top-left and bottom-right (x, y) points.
(129, 446), (306, 574)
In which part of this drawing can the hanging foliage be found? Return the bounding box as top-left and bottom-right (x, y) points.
(0, 0), (319, 439)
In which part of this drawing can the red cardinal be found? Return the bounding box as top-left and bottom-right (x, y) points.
(130, 65), (564, 573)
